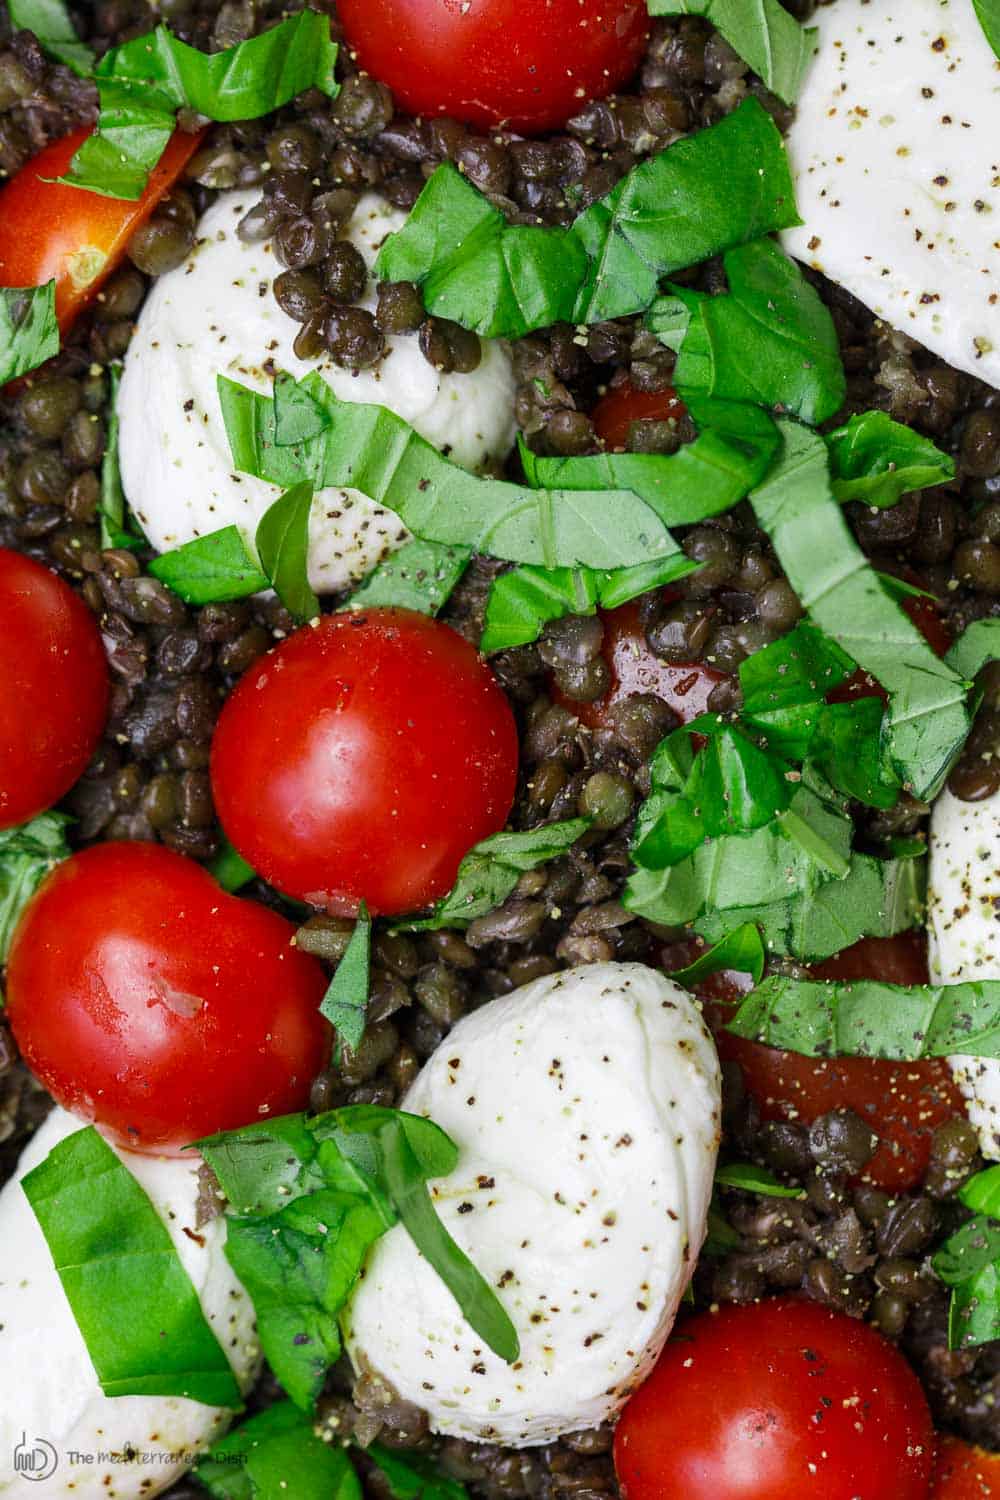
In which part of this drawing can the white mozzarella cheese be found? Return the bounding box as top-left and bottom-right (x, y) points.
(344, 961), (721, 1446)
(0, 1106), (259, 1498)
(928, 784), (1000, 1157)
(782, 0), (1000, 388)
(117, 190), (517, 594)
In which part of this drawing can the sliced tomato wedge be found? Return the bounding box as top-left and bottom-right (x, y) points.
(0, 126), (203, 331)
(591, 381), (686, 451)
(932, 1434), (1000, 1497)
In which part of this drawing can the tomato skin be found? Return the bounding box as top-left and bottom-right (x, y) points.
(337, 0), (649, 133)
(6, 842), (330, 1153)
(210, 608), (519, 918)
(0, 548), (109, 830)
(614, 1298), (935, 1500)
(0, 127), (202, 331)
(932, 1435), (1000, 1497)
(591, 383), (685, 451)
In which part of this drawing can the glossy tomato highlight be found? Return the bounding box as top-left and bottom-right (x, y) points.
(211, 608), (519, 917)
(614, 1298), (935, 1500)
(0, 548), (109, 830)
(6, 843), (330, 1152)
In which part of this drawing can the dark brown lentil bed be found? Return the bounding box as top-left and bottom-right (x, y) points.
(2, 0), (1000, 1483)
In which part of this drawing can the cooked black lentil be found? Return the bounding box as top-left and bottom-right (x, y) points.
(2, 0), (1000, 1482)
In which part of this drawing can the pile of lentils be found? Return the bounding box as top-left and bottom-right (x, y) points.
(2, 0), (1000, 1485)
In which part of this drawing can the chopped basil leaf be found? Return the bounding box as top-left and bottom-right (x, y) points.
(60, 13), (338, 200)
(365, 1444), (470, 1500)
(7, 0), (95, 74)
(220, 373), (675, 570)
(933, 1200), (1000, 1353)
(0, 811), (71, 964)
(647, 0), (815, 105)
(714, 1162), (805, 1198)
(254, 480), (318, 623)
(375, 98), (798, 336)
(667, 924), (766, 986)
(199, 1106), (517, 1409)
(738, 619), (854, 759)
(149, 524), (269, 604)
(99, 362), (145, 550)
(827, 410), (955, 507)
(347, 539), (472, 615)
(393, 819), (590, 933)
(23, 1125), (241, 1406)
(973, 1), (1000, 60)
(945, 618), (1000, 681)
(703, 1197), (742, 1256)
(320, 901), (371, 1054)
(0, 283), (59, 385)
(728, 974), (1000, 1060)
(750, 420), (970, 801)
(209, 838), (256, 894)
(654, 239), (845, 424)
(961, 1166), (1000, 1218)
(196, 1402), (360, 1500)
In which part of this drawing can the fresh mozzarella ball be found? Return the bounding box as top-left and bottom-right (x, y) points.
(344, 961), (722, 1446)
(928, 785), (1000, 1158)
(117, 191), (517, 594)
(0, 1106), (258, 1498)
(782, 0), (1000, 387)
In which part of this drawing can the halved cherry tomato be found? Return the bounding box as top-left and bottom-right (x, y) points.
(210, 608), (519, 918)
(555, 597), (726, 732)
(6, 842), (330, 1153)
(932, 1435), (1000, 1497)
(591, 381), (686, 452)
(0, 548), (109, 830)
(695, 933), (965, 1193)
(337, 0), (649, 133)
(614, 1298), (935, 1500)
(0, 126), (203, 331)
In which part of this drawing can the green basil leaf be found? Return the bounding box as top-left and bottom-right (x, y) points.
(376, 98), (799, 335)
(393, 819), (590, 932)
(197, 1401), (361, 1500)
(714, 1162), (805, 1198)
(935, 1215), (1000, 1285)
(365, 1443), (470, 1500)
(208, 838), (256, 894)
(254, 480), (318, 623)
(646, 0), (815, 105)
(973, 0), (1000, 59)
(948, 1263), (1000, 1351)
(738, 619), (855, 759)
(220, 374), (674, 570)
(0, 811), (71, 963)
(727, 974), (1000, 1059)
(321, 902), (371, 1054)
(7, 0), (95, 74)
(667, 923), (766, 985)
(811, 698), (900, 810)
(347, 539), (471, 615)
(945, 618), (1000, 681)
(961, 1165), (1000, 1218)
(23, 1125), (241, 1406)
(827, 410), (955, 507)
(665, 239), (846, 424)
(149, 523), (269, 603)
(0, 282), (59, 384)
(749, 419), (970, 801)
(99, 361), (145, 550)
(703, 1197), (742, 1256)
(60, 13), (338, 200)
(596, 555), (702, 609)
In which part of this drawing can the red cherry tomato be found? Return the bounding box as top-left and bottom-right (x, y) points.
(6, 842), (330, 1153)
(591, 382), (686, 451)
(698, 934), (965, 1193)
(932, 1435), (1000, 1497)
(337, 0), (649, 133)
(0, 127), (203, 332)
(0, 548), (109, 830)
(210, 608), (519, 917)
(614, 1298), (935, 1500)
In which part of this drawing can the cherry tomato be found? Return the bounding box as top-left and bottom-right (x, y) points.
(6, 842), (330, 1153)
(0, 127), (203, 332)
(591, 382), (686, 451)
(932, 1435), (1000, 1497)
(337, 0), (649, 133)
(698, 934), (965, 1193)
(210, 608), (519, 917)
(614, 1298), (935, 1500)
(554, 598), (725, 732)
(0, 548), (109, 830)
